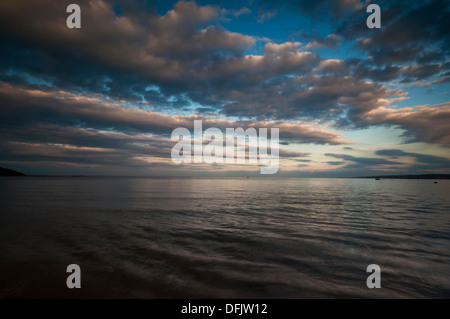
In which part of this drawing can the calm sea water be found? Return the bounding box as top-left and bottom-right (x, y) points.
(0, 177), (449, 298)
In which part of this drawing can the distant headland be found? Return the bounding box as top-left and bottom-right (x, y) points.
(0, 166), (26, 176)
(354, 174), (450, 179)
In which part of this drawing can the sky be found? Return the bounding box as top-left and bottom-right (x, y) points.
(0, 0), (449, 177)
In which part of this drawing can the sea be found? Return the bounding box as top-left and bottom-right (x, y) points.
(0, 177), (449, 298)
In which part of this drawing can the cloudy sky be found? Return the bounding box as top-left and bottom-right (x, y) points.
(0, 0), (449, 176)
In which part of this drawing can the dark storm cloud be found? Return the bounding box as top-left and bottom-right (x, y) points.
(339, 0), (450, 82)
(279, 150), (309, 158)
(416, 51), (447, 64)
(375, 149), (450, 170)
(402, 64), (446, 81)
(0, 141), (149, 166)
(314, 0), (450, 95)
(349, 60), (403, 82)
(352, 1), (449, 53)
(0, 124), (175, 157)
(366, 47), (423, 66)
(325, 153), (399, 166)
(359, 103), (450, 145)
(345, 58), (447, 84)
(220, 71), (405, 120)
(327, 161), (344, 165)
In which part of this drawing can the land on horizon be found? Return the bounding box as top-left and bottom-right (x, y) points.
(0, 166), (26, 176)
(355, 174), (450, 179)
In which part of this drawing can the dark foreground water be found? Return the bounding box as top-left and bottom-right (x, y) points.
(0, 177), (449, 298)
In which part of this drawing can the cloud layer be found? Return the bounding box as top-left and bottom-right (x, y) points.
(0, 0), (449, 175)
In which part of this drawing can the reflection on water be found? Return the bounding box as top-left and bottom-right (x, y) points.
(0, 177), (449, 298)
